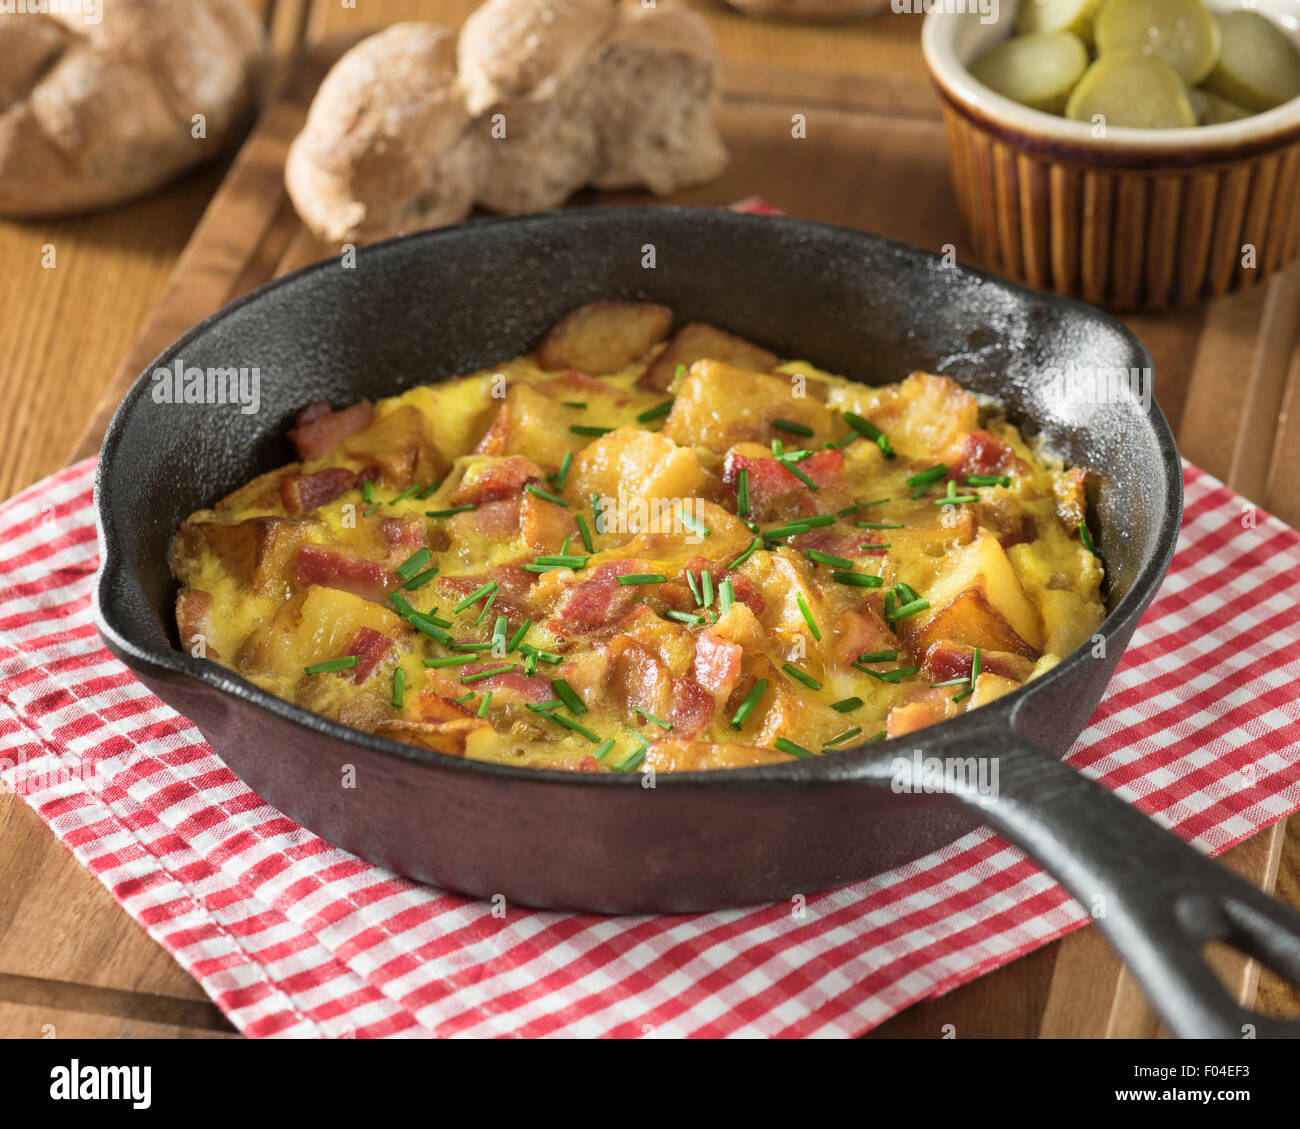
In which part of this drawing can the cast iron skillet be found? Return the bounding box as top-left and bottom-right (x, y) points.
(93, 207), (1300, 1038)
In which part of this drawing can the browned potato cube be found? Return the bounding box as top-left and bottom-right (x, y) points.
(536, 302), (672, 374)
(638, 322), (778, 392)
(170, 515), (320, 596)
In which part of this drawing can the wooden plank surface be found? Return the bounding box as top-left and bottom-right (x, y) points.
(1, 0), (1296, 1040)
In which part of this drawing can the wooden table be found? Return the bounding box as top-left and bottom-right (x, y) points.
(1, 0), (1296, 1039)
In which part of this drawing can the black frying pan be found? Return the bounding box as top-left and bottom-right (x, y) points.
(92, 208), (1300, 1038)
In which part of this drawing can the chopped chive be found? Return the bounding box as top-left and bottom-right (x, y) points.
(930, 677), (970, 688)
(1080, 520), (1096, 554)
(775, 737), (816, 759)
(454, 692), (474, 704)
(773, 418), (814, 437)
(674, 363), (686, 381)
(506, 619), (532, 652)
(730, 679), (768, 730)
(395, 548), (431, 580)
(477, 691), (493, 717)
(718, 579), (735, 616)
(551, 678), (587, 715)
(391, 665), (406, 708)
(523, 563), (567, 573)
(854, 663), (920, 683)
(842, 412), (895, 458)
(575, 512), (595, 553)
(562, 401), (587, 409)
(796, 592), (821, 640)
(416, 480), (443, 500)
(593, 737), (616, 761)
(676, 506), (710, 539)
(305, 655), (358, 675)
(474, 590), (497, 626)
(856, 521), (905, 530)
(701, 570), (714, 609)
(824, 727), (862, 747)
(737, 468), (751, 517)
(971, 646), (982, 688)
(887, 597), (930, 624)
(402, 566), (440, 590)
(952, 687), (974, 703)
(859, 497), (891, 508)
(492, 615), (508, 651)
(363, 503), (380, 517)
(362, 480), (374, 504)
(665, 609), (704, 626)
(884, 591), (895, 620)
(388, 591), (416, 617)
(561, 535), (572, 555)
(409, 616), (453, 644)
(858, 544), (890, 551)
(832, 571), (882, 587)
(553, 451), (574, 491)
(612, 744), (647, 772)
(453, 580), (497, 613)
(633, 706), (673, 731)
(858, 650), (899, 663)
(865, 731), (887, 744)
(783, 461), (819, 491)
(570, 425), (613, 437)
(426, 505), (474, 518)
(685, 570), (701, 602)
(831, 696), (863, 712)
(533, 554), (589, 568)
(934, 479), (978, 506)
(524, 483), (568, 507)
(729, 537), (761, 569)
(461, 663), (516, 684)
(541, 711), (601, 743)
(893, 582), (921, 604)
(519, 643), (562, 663)
(966, 474), (1011, 488)
(837, 504), (861, 518)
(388, 485), (422, 506)
(637, 400), (673, 423)
(616, 573), (666, 586)
(906, 464), (947, 490)
(424, 654), (477, 668)
(805, 549), (854, 569)
(523, 651), (538, 676)
(782, 662), (821, 690)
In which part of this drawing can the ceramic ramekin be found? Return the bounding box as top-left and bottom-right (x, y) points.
(923, 0), (1300, 308)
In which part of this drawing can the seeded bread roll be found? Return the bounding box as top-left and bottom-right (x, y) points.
(285, 0), (728, 243)
(0, 0), (265, 217)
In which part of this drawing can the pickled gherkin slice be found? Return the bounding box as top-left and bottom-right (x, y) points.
(1065, 51), (1196, 128)
(1190, 88), (1252, 126)
(1205, 10), (1300, 113)
(1016, 0), (1104, 47)
(970, 30), (1089, 114)
(1094, 0), (1220, 85)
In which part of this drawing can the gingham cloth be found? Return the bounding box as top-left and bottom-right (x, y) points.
(1, 457), (1298, 1037)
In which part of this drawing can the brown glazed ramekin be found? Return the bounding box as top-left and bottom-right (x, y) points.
(922, 2), (1300, 309)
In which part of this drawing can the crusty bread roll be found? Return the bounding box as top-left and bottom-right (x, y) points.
(285, 0), (728, 243)
(723, 0), (890, 19)
(0, 0), (266, 217)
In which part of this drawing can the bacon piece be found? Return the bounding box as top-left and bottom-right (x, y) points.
(295, 401), (331, 427)
(474, 402), (511, 456)
(347, 626), (393, 684)
(722, 448), (844, 521)
(280, 467), (357, 514)
(294, 544), (396, 603)
(520, 491), (578, 553)
(571, 756), (603, 773)
(175, 589), (219, 659)
(450, 495), (522, 539)
(287, 400), (374, 461)
(923, 641), (1036, 684)
(830, 607), (894, 668)
(669, 677), (717, 739)
(691, 628), (743, 704)
(553, 560), (657, 633)
(382, 517), (425, 557)
(948, 429), (1029, 480)
(447, 455), (544, 506)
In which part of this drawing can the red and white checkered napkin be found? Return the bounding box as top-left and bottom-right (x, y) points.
(2, 458), (1299, 1038)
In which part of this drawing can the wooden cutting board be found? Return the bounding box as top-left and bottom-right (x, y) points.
(54, 41), (1298, 1037)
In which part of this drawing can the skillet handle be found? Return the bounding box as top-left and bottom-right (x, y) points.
(865, 724), (1300, 1039)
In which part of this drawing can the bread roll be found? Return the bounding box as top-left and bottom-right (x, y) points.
(285, 0), (728, 243)
(0, 0), (266, 216)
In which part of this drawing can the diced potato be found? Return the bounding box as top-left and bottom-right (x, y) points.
(341, 404), (447, 487)
(901, 534), (1044, 658)
(568, 426), (712, 505)
(661, 360), (836, 450)
(170, 515), (320, 596)
(828, 371), (977, 460)
(536, 302), (672, 375)
(638, 322), (778, 392)
(474, 383), (587, 467)
(643, 739), (796, 772)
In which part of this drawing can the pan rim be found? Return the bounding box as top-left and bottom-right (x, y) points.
(93, 206), (1185, 790)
